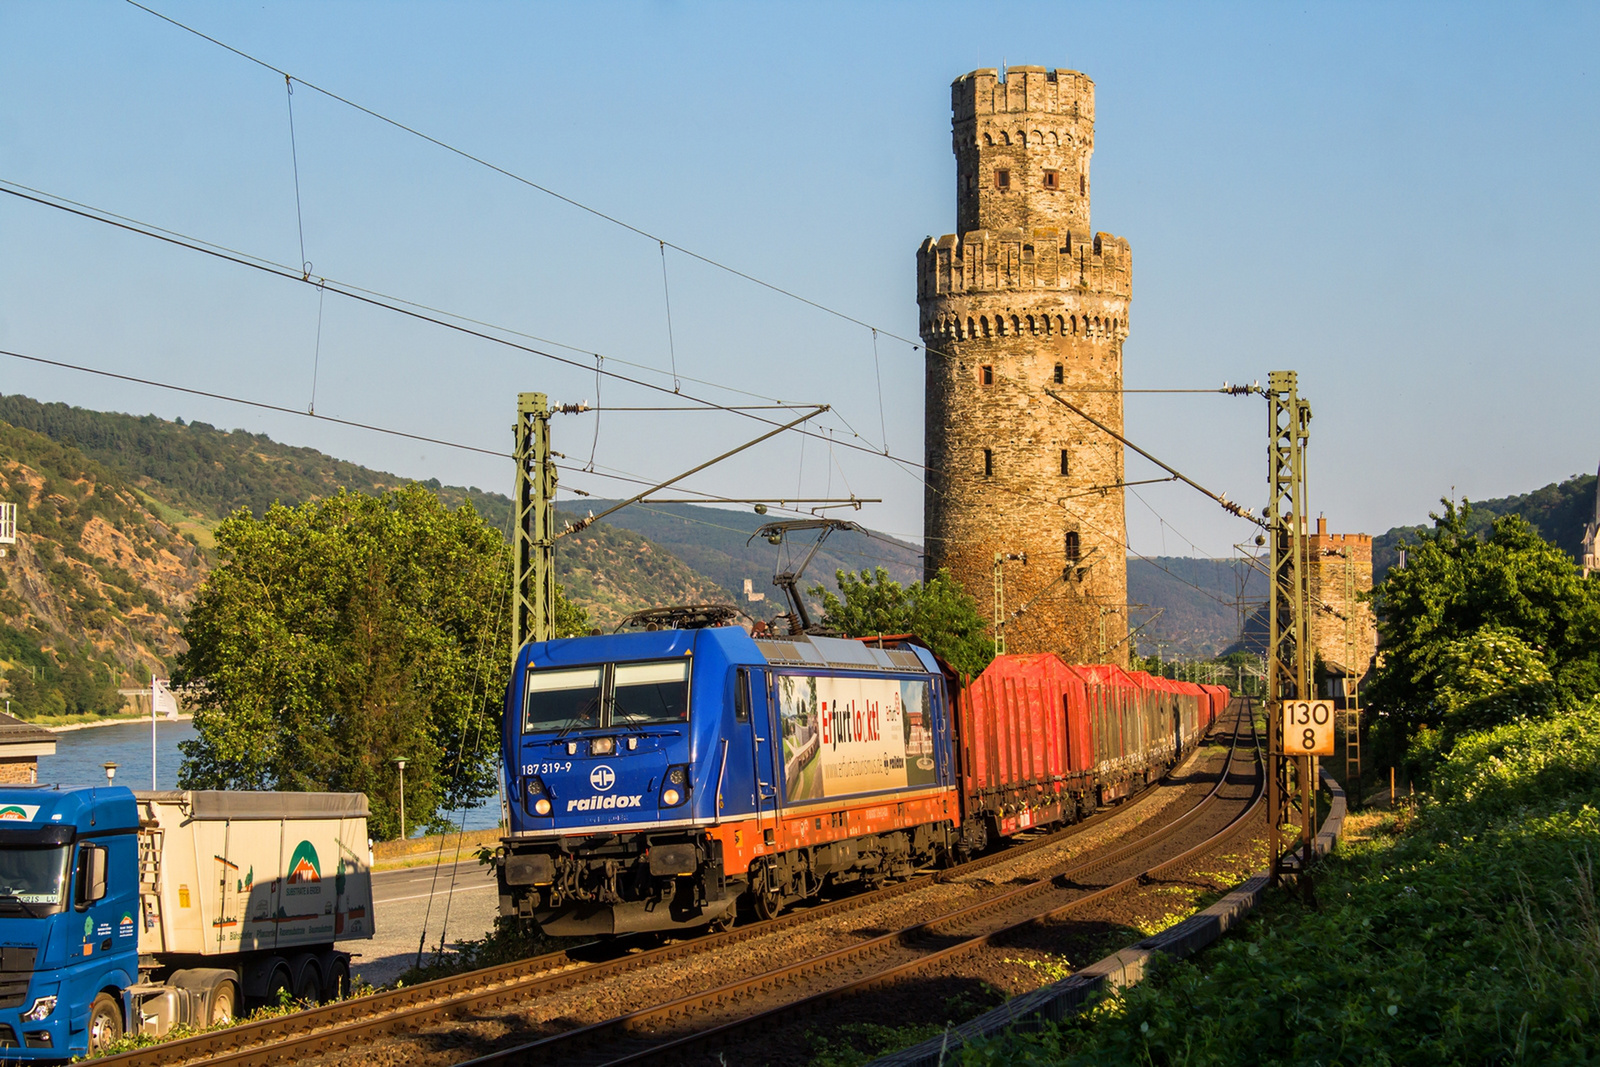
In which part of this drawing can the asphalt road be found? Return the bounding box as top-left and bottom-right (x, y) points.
(352, 858), (501, 987)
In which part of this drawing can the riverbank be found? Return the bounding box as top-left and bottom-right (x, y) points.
(41, 712), (193, 733)
(373, 828), (504, 871)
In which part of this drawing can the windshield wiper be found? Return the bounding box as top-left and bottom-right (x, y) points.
(553, 695), (605, 740)
(0, 893), (44, 918)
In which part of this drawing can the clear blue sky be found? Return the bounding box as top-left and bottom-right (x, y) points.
(3, 2), (1597, 559)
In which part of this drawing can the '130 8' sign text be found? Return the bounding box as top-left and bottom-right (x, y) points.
(1281, 700), (1335, 756)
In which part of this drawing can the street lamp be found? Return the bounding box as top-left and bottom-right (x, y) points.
(392, 758), (408, 841)
(102, 762), (117, 786)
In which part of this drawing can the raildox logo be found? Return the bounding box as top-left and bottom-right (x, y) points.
(590, 765), (616, 791)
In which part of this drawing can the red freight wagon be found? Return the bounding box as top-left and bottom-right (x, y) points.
(872, 639), (1230, 857)
(957, 654), (1095, 847)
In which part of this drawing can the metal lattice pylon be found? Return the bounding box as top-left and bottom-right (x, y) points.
(511, 393), (557, 661)
(1266, 370), (1313, 883)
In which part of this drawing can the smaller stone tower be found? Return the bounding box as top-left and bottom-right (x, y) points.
(1307, 517), (1376, 691)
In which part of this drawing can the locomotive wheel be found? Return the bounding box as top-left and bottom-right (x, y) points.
(751, 864), (783, 921)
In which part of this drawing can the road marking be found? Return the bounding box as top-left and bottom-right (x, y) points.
(375, 882), (499, 905)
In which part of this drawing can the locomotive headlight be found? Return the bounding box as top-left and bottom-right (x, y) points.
(523, 776), (552, 817)
(660, 765), (690, 808)
(591, 736), (616, 756)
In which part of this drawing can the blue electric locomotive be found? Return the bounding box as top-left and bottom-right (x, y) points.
(495, 625), (961, 935)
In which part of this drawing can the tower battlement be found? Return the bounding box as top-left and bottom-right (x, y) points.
(952, 67), (1096, 123)
(916, 229), (1131, 302)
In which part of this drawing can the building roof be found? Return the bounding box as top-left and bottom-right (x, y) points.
(0, 712), (58, 748)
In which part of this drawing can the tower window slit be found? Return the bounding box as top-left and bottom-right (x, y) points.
(984, 449), (994, 477)
(995, 169), (1011, 190)
(1053, 364), (1063, 384)
(980, 364), (993, 386)
(1060, 449), (1070, 476)
(1065, 530), (1081, 563)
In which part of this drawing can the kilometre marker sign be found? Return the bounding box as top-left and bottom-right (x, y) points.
(1282, 699), (1335, 756)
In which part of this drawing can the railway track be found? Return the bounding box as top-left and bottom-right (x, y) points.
(92, 714), (1245, 1067)
(451, 704), (1261, 1067)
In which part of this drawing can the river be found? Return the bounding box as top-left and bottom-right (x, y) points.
(36, 719), (502, 833)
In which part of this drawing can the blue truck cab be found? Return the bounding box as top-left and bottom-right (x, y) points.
(0, 785), (139, 1058)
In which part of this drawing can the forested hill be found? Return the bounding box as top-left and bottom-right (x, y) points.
(0, 393), (512, 531)
(0, 418), (204, 717)
(1373, 469), (1598, 582)
(1128, 556), (1257, 659)
(573, 500), (923, 606)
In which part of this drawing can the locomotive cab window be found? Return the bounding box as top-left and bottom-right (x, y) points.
(613, 661), (691, 726)
(734, 668), (751, 723)
(524, 667), (604, 733)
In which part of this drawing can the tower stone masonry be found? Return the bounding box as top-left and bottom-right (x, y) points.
(1306, 517), (1377, 690)
(918, 66), (1131, 664)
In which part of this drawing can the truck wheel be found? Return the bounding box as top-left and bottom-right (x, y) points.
(208, 981), (238, 1026)
(322, 957), (351, 1003)
(291, 959), (321, 1004)
(88, 993), (123, 1052)
(263, 962), (292, 1006)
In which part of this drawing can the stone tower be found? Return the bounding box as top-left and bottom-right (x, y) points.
(1306, 517), (1376, 688)
(918, 67), (1132, 663)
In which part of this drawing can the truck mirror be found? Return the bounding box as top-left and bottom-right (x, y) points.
(76, 845), (108, 908)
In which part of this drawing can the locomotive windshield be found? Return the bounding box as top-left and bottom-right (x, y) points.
(524, 666), (604, 733)
(522, 660), (691, 733)
(612, 661), (690, 726)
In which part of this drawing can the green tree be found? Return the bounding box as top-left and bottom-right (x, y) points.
(812, 567), (993, 677)
(176, 486), (588, 838)
(1368, 499), (1600, 759)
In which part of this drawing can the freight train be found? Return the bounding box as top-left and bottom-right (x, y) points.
(494, 625), (1225, 936)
